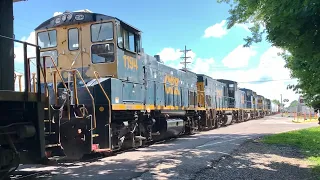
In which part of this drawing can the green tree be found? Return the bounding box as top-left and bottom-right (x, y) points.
(289, 100), (298, 108)
(217, 0), (320, 107)
(272, 99), (280, 105)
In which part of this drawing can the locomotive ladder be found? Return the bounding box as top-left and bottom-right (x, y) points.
(24, 56), (67, 155)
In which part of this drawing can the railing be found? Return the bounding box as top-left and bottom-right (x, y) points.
(0, 34), (43, 100)
(64, 69), (97, 129)
(17, 52), (98, 129)
(26, 55), (70, 120)
(25, 56), (97, 128)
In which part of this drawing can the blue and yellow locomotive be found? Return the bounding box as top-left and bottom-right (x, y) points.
(32, 11), (275, 160)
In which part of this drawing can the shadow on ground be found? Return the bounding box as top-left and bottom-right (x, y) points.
(14, 117), (319, 180)
(194, 139), (319, 180)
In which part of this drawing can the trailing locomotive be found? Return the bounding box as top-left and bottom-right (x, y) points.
(29, 10), (277, 160)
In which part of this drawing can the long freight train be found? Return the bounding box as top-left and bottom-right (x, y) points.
(24, 11), (280, 160)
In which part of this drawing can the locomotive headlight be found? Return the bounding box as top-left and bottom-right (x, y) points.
(61, 14), (67, 21)
(67, 13), (73, 20)
(55, 17), (61, 24)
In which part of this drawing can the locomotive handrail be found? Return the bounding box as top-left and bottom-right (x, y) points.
(93, 71), (112, 125)
(27, 55), (70, 120)
(63, 69), (97, 129)
(27, 56), (69, 93)
(14, 73), (16, 83)
(23, 59), (50, 97)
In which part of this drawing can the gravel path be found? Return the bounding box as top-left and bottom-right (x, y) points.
(195, 138), (318, 180)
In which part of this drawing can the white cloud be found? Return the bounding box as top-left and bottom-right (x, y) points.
(157, 46), (299, 105)
(212, 46), (299, 104)
(222, 45), (257, 68)
(53, 9), (92, 17)
(156, 47), (215, 73)
(53, 12), (63, 17)
(157, 47), (196, 64)
(203, 20), (228, 38)
(191, 58), (215, 74)
(74, 9), (92, 13)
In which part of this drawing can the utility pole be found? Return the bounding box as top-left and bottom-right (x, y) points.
(281, 94), (283, 117)
(180, 45), (192, 71)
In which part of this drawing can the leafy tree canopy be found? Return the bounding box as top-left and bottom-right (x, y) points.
(218, 0), (320, 107)
(272, 99), (280, 105)
(289, 100), (298, 107)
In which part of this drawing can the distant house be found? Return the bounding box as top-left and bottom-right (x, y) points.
(297, 96), (315, 117)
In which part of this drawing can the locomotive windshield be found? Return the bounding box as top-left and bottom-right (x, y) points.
(37, 30), (57, 48)
(91, 22), (113, 42)
(91, 43), (115, 63)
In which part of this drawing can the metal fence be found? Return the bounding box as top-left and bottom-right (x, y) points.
(285, 104), (317, 121)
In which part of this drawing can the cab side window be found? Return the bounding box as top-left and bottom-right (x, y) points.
(68, 28), (79, 51)
(117, 23), (141, 53)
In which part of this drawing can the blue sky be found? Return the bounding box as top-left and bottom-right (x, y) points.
(12, 0), (299, 104)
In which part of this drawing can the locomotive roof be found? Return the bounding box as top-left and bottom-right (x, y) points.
(35, 11), (141, 33)
(216, 79), (238, 84)
(257, 95), (264, 98)
(239, 88), (253, 92)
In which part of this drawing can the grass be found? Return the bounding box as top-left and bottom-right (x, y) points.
(262, 126), (320, 175)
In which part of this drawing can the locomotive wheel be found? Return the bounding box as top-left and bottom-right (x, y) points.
(121, 133), (135, 150)
(215, 116), (222, 129)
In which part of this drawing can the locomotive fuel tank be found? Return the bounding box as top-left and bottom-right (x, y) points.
(226, 115), (233, 125)
(160, 110), (186, 116)
(152, 118), (185, 141)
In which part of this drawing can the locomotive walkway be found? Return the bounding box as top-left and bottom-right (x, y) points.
(17, 115), (318, 180)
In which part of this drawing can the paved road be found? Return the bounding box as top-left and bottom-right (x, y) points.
(18, 115), (318, 180)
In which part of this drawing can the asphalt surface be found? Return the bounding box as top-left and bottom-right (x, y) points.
(17, 115), (318, 180)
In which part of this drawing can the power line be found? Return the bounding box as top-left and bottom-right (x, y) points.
(180, 45), (192, 70)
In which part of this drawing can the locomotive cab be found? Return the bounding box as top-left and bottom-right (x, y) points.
(216, 79), (238, 108)
(34, 11), (149, 159)
(35, 11), (143, 84)
(239, 88), (253, 109)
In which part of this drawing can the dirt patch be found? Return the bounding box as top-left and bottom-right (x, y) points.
(195, 139), (318, 180)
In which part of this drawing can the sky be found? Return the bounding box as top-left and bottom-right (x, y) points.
(12, 0), (299, 106)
